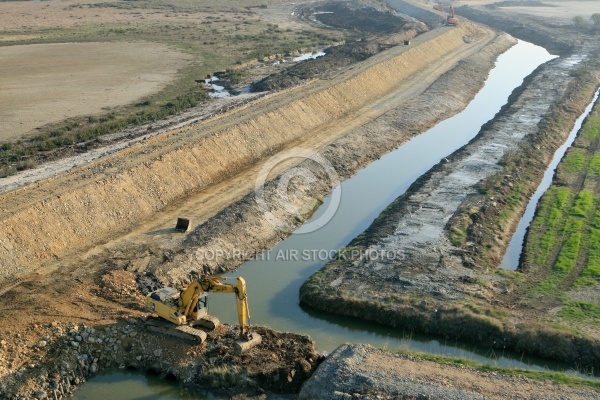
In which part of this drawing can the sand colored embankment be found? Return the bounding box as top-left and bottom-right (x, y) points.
(0, 24), (477, 278)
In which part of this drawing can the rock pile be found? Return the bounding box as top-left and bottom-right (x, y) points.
(299, 344), (600, 400)
(0, 318), (322, 399)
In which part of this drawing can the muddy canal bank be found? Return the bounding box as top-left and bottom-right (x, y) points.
(300, 44), (600, 369)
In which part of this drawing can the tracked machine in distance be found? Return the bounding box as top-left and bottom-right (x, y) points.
(447, 5), (459, 26)
(145, 276), (261, 352)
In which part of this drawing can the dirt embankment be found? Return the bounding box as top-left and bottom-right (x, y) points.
(299, 344), (600, 399)
(0, 23), (489, 282)
(300, 36), (600, 370)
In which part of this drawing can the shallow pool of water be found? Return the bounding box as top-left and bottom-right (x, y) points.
(292, 51), (326, 62)
(74, 370), (224, 400)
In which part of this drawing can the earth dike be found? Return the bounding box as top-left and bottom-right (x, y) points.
(5, 1), (599, 398)
(300, 8), (600, 372)
(0, 318), (321, 400)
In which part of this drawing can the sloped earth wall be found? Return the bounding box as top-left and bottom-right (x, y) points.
(0, 23), (491, 281)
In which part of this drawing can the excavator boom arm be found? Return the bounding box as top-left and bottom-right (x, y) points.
(179, 280), (203, 317)
(195, 276), (251, 335)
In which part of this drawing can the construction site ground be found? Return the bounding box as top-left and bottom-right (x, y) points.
(2, 0), (600, 398)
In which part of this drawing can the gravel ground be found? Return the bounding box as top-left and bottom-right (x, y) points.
(299, 343), (600, 399)
(0, 270), (322, 399)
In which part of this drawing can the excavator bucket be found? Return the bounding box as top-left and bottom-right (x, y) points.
(234, 333), (262, 354)
(175, 217), (191, 232)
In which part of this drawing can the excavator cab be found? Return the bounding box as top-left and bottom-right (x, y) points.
(195, 294), (208, 313)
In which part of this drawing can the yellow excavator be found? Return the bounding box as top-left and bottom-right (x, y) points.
(145, 276), (261, 352)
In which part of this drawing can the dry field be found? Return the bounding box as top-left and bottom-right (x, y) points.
(0, 42), (190, 140)
(0, 0), (339, 142)
(460, 0), (600, 22)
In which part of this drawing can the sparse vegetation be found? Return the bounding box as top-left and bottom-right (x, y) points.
(522, 98), (600, 324)
(405, 350), (600, 392)
(573, 15), (587, 27)
(0, 0), (343, 174)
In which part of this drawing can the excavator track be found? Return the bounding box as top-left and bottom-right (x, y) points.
(191, 314), (220, 331)
(144, 317), (207, 344)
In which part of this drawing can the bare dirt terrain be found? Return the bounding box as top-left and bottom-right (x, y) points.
(300, 344), (600, 399)
(0, 42), (191, 140)
(462, 0), (600, 23)
(2, 0), (600, 398)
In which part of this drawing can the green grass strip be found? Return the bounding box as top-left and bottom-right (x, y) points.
(589, 154), (600, 176)
(532, 188), (573, 267)
(559, 301), (600, 325)
(554, 231), (581, 274)
(582, 115), (600, 141)
(584, 227), (600, 280)
(396, 350), (600, 392)
(562, 149), (587, 173)
(569, 191), (593, 218)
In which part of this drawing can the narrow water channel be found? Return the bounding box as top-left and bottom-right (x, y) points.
(209, 40), (561, 365)
(76, 40), (574, 398)
(501, 86), (600, 270)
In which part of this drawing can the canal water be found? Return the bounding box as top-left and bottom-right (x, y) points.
(73, 370), (226, 400)
(207, 39), (558, 364)
(76, 40), (577, 398)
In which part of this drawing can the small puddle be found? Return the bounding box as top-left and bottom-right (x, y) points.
(74, 370), (225, 399)
(501, 84), (600, 270)
(292, 51), (326, 62)
(204, 76), (230, 98)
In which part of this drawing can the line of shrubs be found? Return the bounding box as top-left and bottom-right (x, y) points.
(0, 90), (209, 178)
